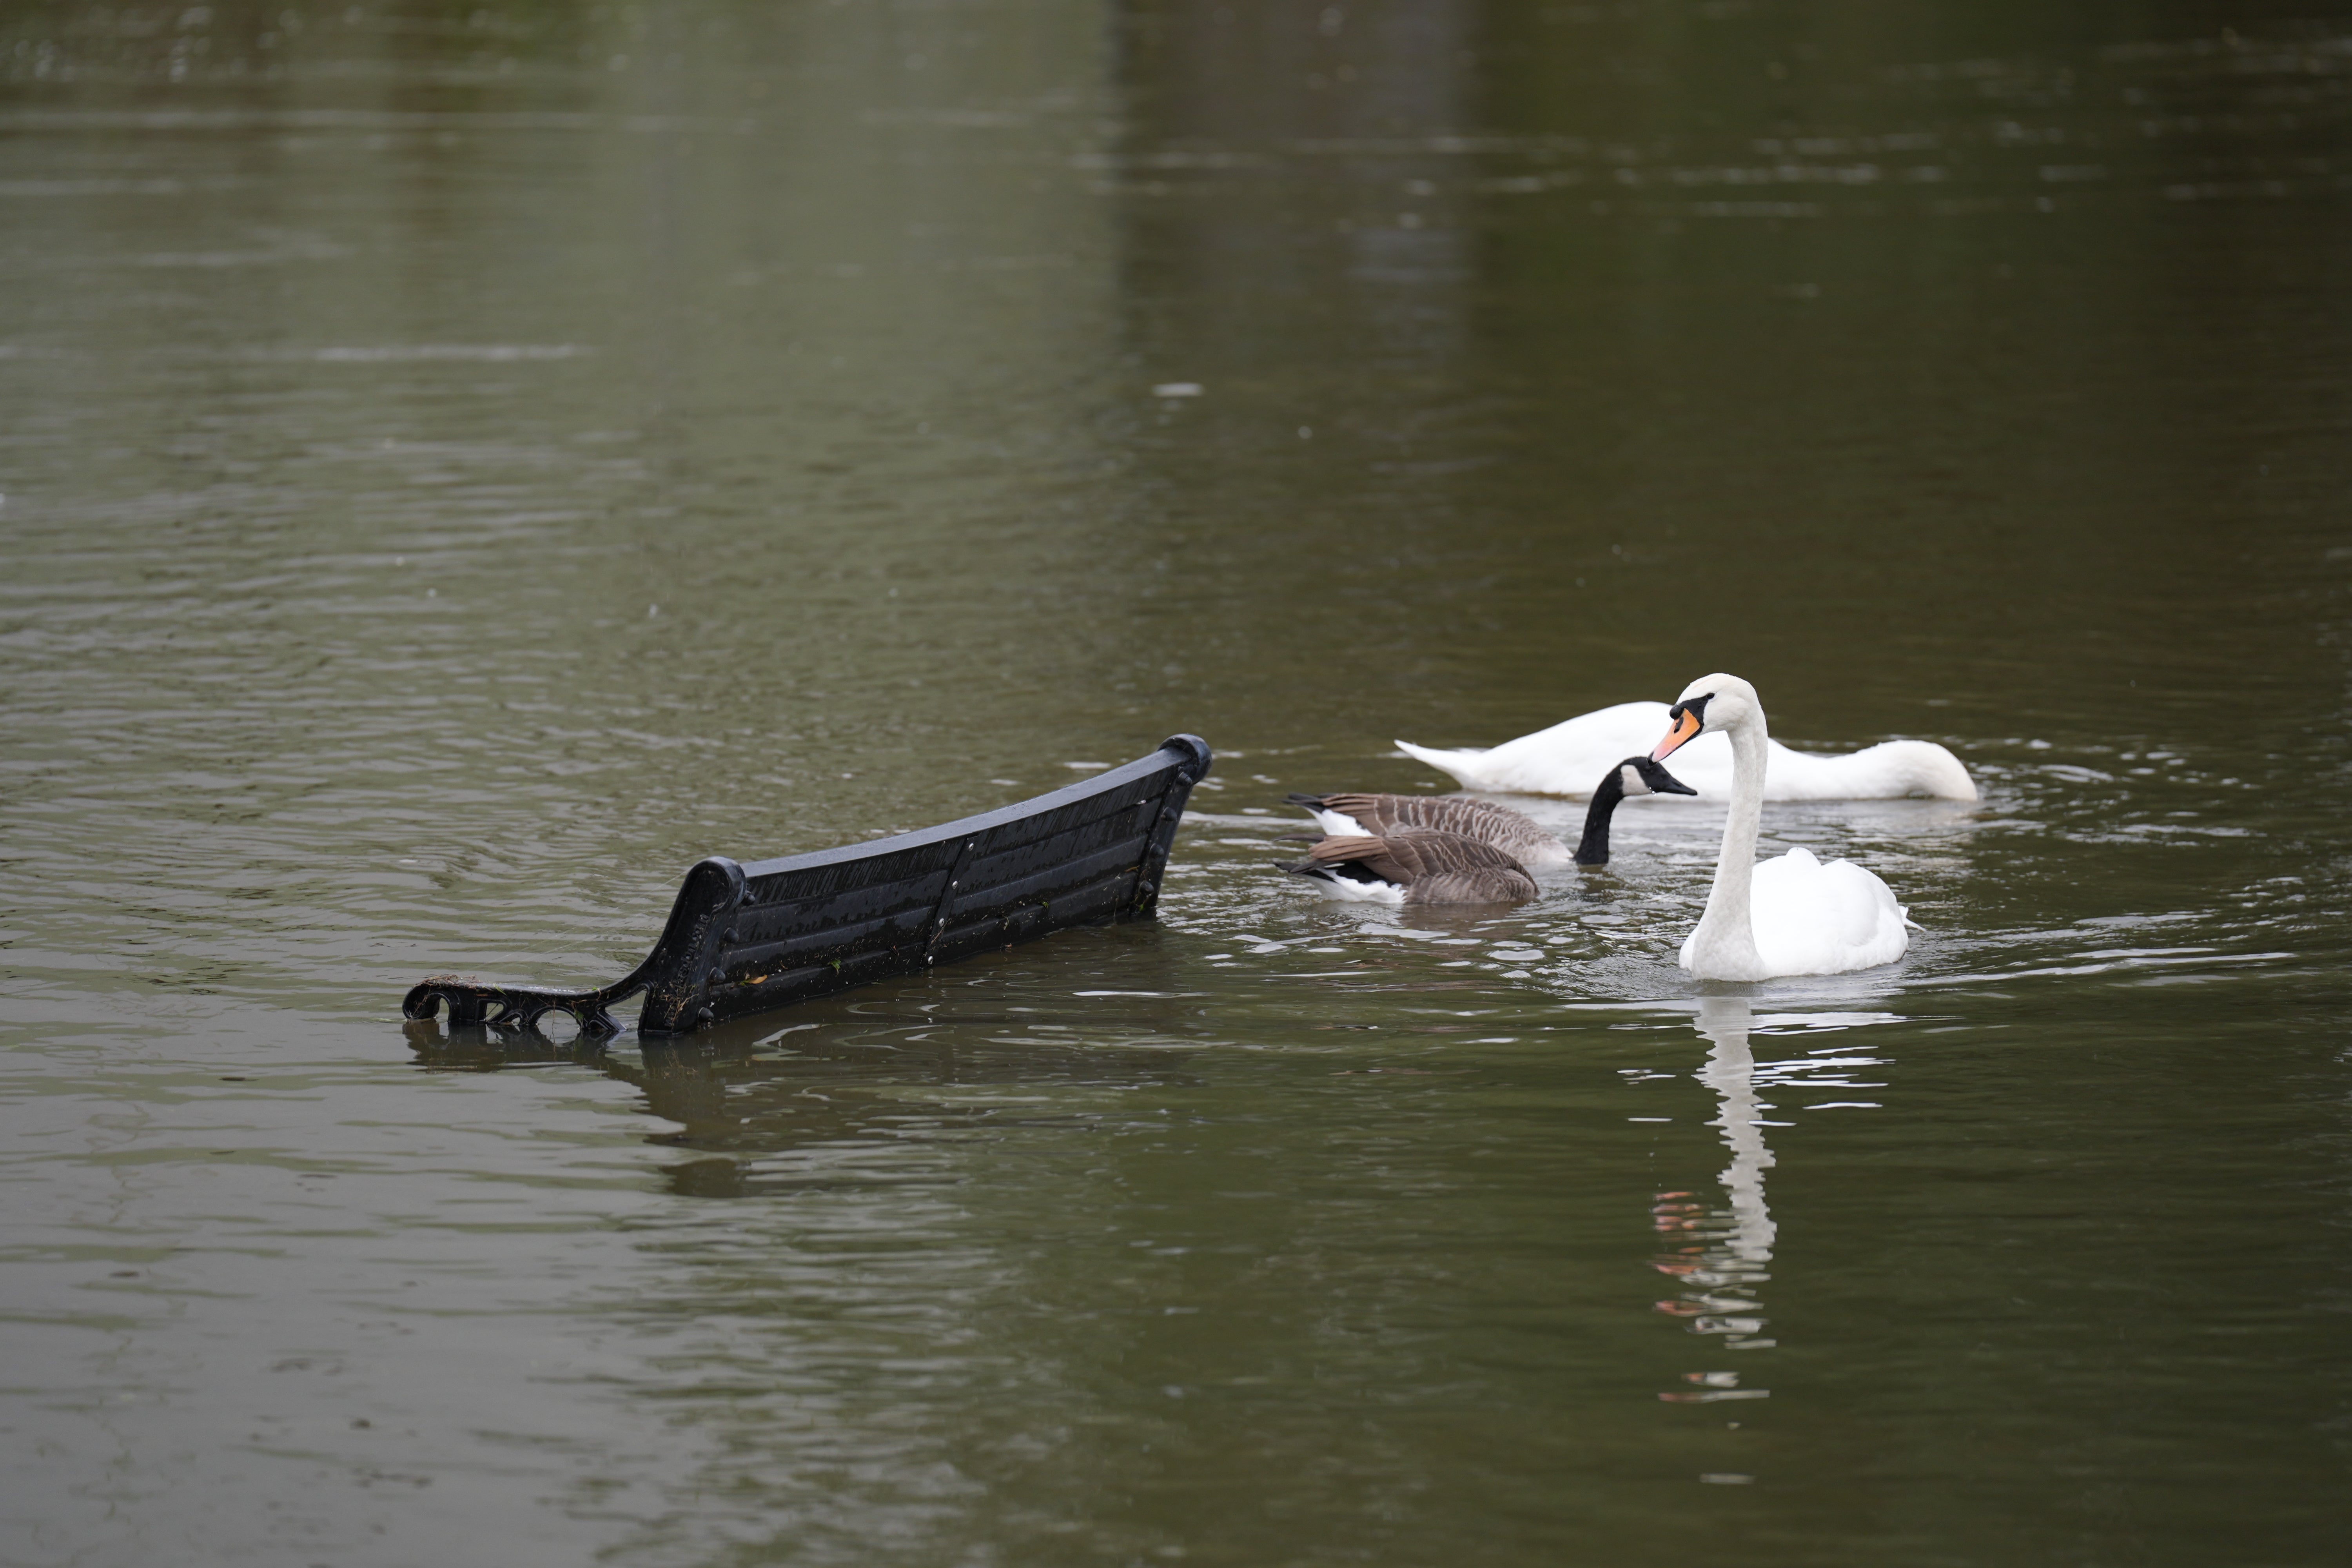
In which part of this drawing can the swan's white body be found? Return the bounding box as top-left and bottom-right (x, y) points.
(1689, 845), (1909, 979)
(1664, 676), (1913, 981)
(1397, 701), (1975, 802)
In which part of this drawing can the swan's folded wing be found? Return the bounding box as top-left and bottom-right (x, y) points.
(1749, 848), (1909, 974)
(1756, 740), (1979, 801)
(1824, 857), (1909, 948)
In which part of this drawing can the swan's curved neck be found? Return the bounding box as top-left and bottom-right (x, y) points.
(1572, 771), (1628, 866)
(1691, 714), (1768, 977)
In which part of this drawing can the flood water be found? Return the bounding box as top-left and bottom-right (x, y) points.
(4, 1), (2350, 1562)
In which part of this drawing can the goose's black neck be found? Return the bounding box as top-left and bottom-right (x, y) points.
(1573, 769), (1628, 866)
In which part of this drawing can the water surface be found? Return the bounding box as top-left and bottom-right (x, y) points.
(3, 2), (2350, 1563)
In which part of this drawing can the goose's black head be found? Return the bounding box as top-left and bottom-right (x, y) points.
(1577, 754), (1698, 866)
(1619, 756), (1697, 797)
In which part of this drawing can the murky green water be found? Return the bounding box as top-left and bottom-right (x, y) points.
(4, 1), (2350, 1562)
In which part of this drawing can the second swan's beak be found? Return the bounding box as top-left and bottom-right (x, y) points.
(1653, 704), (1704, 762)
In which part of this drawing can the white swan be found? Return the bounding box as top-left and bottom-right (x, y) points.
(1397, 701), (1975, 802)
(1654, 675), (1914, 980)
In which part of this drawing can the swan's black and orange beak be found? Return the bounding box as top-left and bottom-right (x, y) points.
(1651, 695), (1710, 762)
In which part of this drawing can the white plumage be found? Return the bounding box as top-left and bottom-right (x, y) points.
(1688, 845), (1913, 978)
(1656, 675), (1915, 981)
(1397, 701), (1976, 802)
(1303, 805), (1370, 838)
(1301, 868), (1406, 905)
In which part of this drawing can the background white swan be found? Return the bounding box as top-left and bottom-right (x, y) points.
(1397, 700), (1976, 801)
(1655, 675), (1914, 980)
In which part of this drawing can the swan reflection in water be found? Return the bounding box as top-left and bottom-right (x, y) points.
(1653, 997), (1778, 1404)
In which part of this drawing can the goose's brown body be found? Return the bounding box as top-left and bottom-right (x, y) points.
(1288, 829), (1539, 905)
(1286, 792), (1568, 868)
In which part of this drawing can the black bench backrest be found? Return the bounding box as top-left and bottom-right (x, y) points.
(405, 736), (1212, 1038)
(631, 735), (1212, 1033)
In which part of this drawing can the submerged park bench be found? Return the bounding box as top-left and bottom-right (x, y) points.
(403, 735), (1212, 1040)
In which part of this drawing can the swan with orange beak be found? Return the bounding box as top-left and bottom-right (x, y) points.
(1653, 674), (1915, 980)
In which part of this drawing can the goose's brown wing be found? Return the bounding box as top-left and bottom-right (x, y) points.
(1380, 831), (1538, 903)
(1316, 793), (1551, 853)
(1406, 868), (1539, 904)
(1367, 829), (1530, 880)
(1303, 829), (1531, 888)
(1301, 834), (1414, 884)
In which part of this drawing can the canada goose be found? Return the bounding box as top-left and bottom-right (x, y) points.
(1652, 674), (1915, 979)
(1285, 790), (1571, 867)
(1287, 753), (1695, 869)
(1569, 755), (1698, 864)
(1283, 829), (1537, 905)
(1397, 701), (1976, 801)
